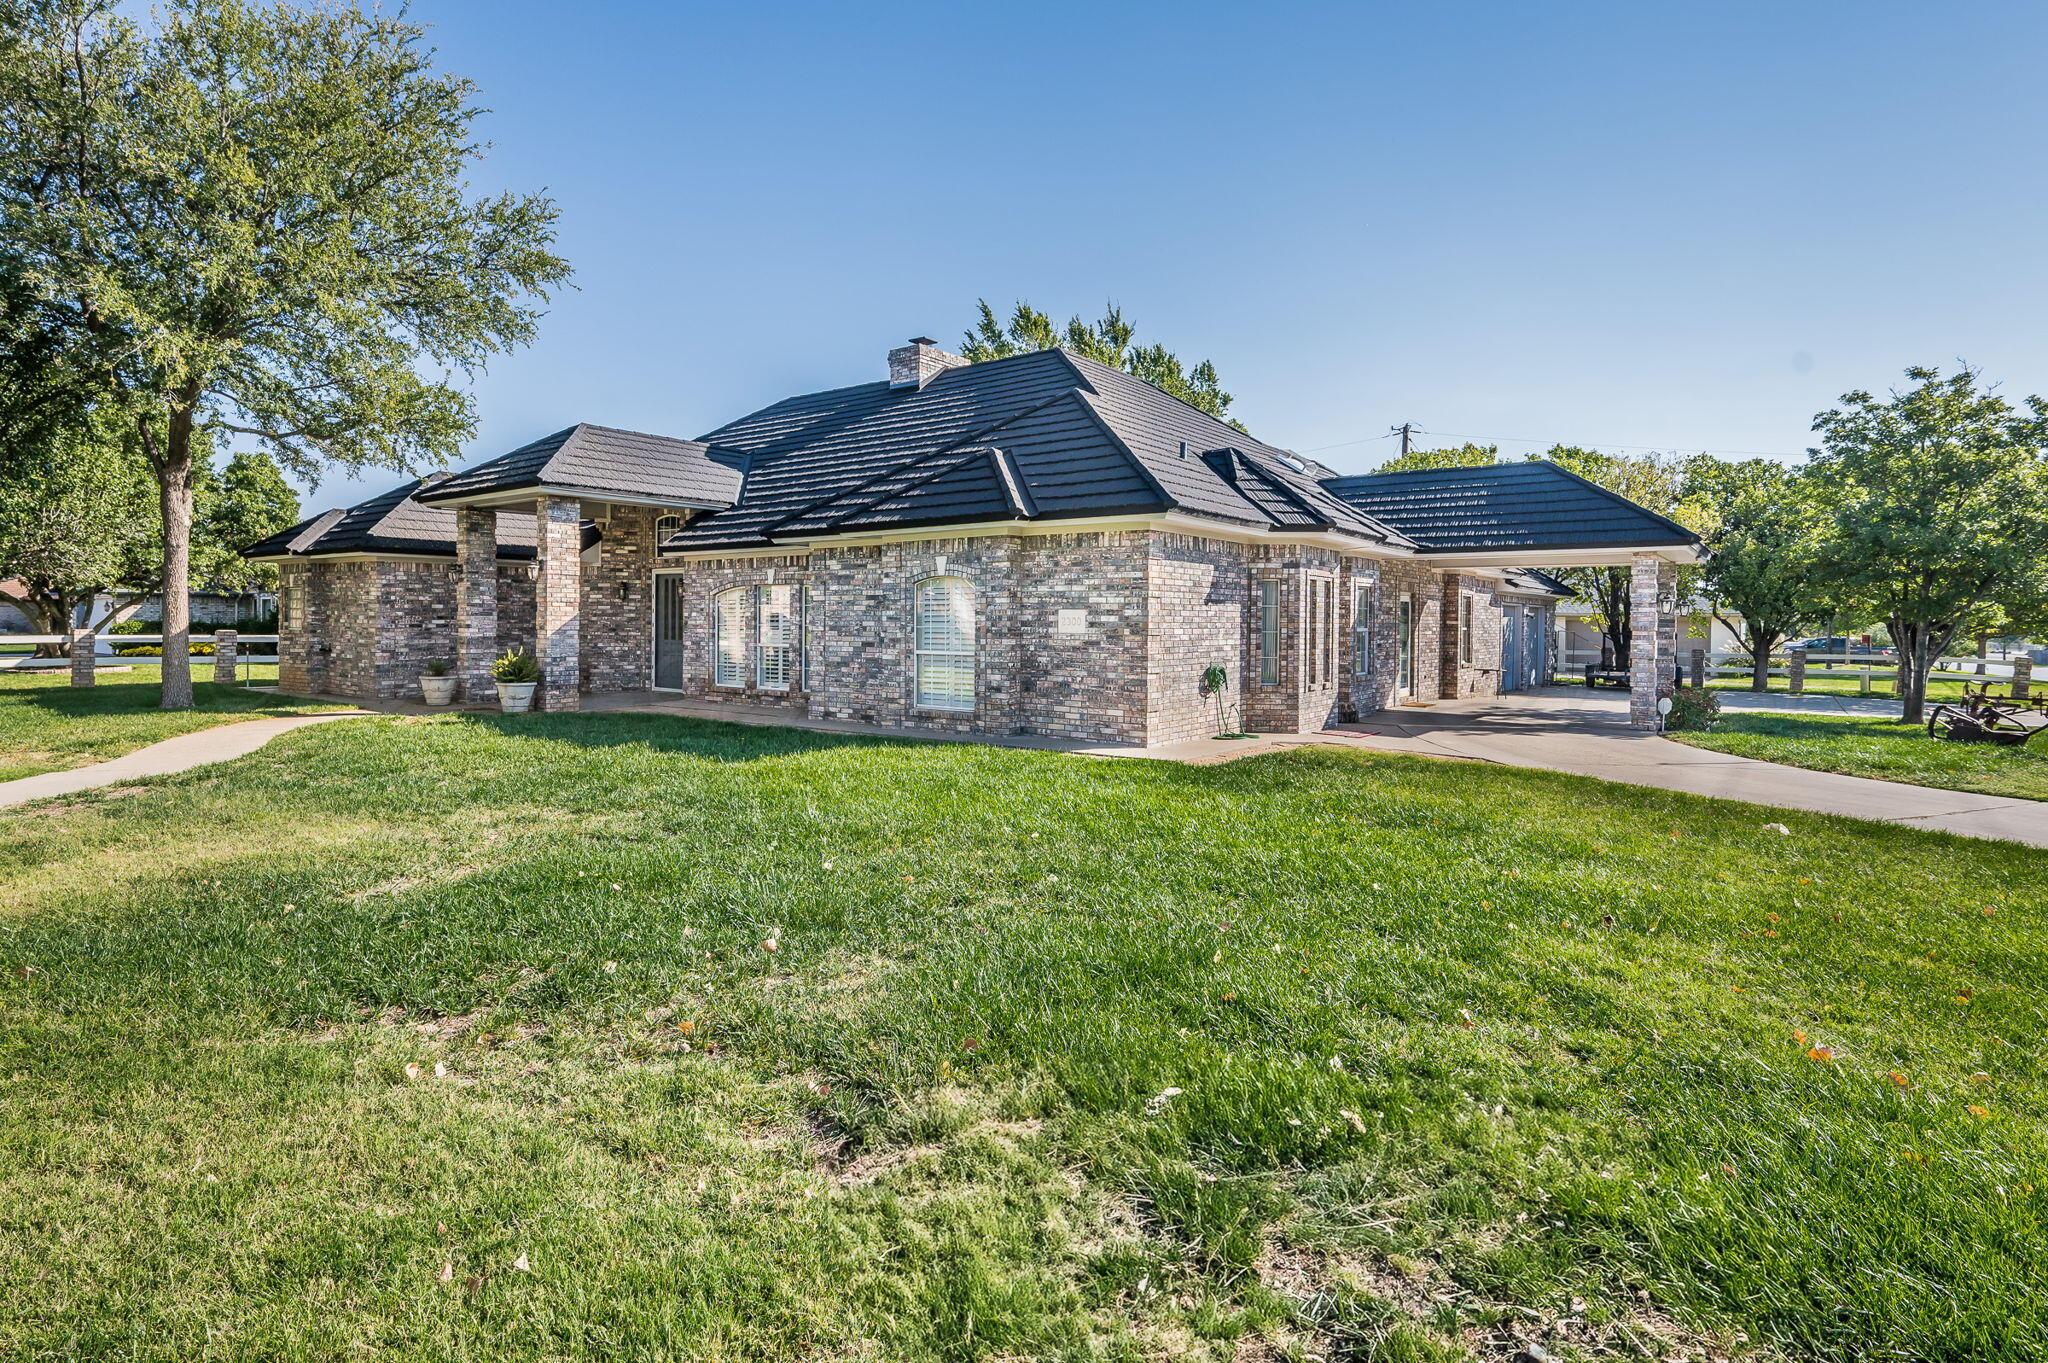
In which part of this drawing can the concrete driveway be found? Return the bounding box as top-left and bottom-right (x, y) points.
(1331, 687), (2048, 848)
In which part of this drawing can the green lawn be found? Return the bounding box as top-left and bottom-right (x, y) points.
(2, 714), (2044, 1361)
(0, 667), (336, 781)
(1672, 711), (2048, 803)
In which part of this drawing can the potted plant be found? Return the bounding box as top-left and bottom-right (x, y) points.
(491, 648), (541, 713)
(420, 658), (457, 706)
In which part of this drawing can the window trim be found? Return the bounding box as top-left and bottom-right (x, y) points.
(712, 585), (748, 689)
(1352, 581), (1372, 675)
(913, 575), (976, 713)
(1257, 577), (1280, 686)
(757, 583), (797, 692)
(1458, 593), (1474, 666)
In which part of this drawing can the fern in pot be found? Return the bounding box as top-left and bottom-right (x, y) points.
(419, 657), (457, 706)
(490, 648), (542, 713)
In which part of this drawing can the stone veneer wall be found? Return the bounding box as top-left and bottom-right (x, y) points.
(1372, 557), (1444, 708)
(276, 558), (534, 701)
(581, 507), (656, 692)
(1439, 572), (1507, 700)
(1145, 533), (1252, 743)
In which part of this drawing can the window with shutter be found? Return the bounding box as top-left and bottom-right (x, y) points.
(713, 586), (747, 687)
(914, 576), (975, 711)
(758, 584), (796, 691)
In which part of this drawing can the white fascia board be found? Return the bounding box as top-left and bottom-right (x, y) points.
(667, 513), (1415, 562)
(424, 485), (726, 513)
(1418, 544), (1702, 568)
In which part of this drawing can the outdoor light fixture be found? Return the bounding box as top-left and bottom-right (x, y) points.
(524, 563), (539, 581)
(1656, 587), (1677, 614)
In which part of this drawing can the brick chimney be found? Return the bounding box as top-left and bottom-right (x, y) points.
(888, 336), (969, 390)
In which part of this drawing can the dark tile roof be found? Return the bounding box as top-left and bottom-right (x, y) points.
(1502, 567), (1572, 598)
(1321, 461), (1701, 554)
(415, 424), (742, 508)
(243, 474), (545, 560)
(670, 348), (1413, 550)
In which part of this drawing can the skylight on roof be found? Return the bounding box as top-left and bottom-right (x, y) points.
(1275, 450), (1308, 473)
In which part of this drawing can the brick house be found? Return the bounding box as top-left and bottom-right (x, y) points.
(246, 339), (1700, 741)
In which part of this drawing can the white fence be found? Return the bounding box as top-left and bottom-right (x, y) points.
(1, 632), (280, 687)
(1558, 645), (2017, 694)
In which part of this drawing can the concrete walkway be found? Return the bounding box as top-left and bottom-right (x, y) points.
(0, 711), (368, 809)
(1328, 689), (2048, 848)
(1710, 689), (1905, 718)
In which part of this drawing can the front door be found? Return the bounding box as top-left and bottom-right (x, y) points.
(654, 575), (686, 689)
(1397, 597), (1414, 698)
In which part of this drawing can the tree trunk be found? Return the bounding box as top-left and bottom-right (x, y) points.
(1751, 632), (1773, 691)
(157, 442), (196, 711)
(1896, 621), (1933, 726)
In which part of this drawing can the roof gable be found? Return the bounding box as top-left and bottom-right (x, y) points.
(417, 423), (742, 508)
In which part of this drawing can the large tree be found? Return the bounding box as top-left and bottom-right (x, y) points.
(962, 300), (1239, 426)
(0, 0), (569, 707)
(0, 406), (156, 652)
(1373, 441), (1501, 474)
(1683, 455), (1826, 690)
(1808, 366), (2048, 723)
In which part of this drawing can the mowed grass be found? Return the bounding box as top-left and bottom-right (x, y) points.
(1674, 712), (2048, 803)
(1, 715), (2044, 1361)
(0, 669), (335, 780)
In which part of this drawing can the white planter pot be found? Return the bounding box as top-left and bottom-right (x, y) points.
(496, 680), (537, 714)
(420, 675), (457, 706)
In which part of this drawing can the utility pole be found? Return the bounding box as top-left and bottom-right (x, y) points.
(1392, 422), (1413, 457)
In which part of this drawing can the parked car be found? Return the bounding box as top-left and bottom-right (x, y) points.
(1788, 636), (1896, 659)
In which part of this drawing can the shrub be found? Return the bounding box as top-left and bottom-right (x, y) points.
(490, 648), (540, 684)
(423, 658), (451, 677)
(1664, 685), (1720, 731)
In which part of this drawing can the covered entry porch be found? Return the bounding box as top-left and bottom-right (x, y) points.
(1422, 548), (1697, 729)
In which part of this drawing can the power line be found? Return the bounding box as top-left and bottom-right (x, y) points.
(1299, 425), (1806, 460)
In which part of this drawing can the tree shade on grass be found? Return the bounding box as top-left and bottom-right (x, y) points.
(1670, 711), (2048, 803)
(0, 670), (340, 781)
(0, 714), (2043, 1360)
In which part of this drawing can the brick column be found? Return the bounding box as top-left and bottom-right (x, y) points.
(2013, 655), (2032, 699)
(1627, 552), (1662, 728)
(1788, 647), (1807, 695)
(213, 630), (237, 685)
(534, 494), (581, 711)
(455, 507), (499, 703)
(67, 624), (95, 687)
(1689, 646), (1705, 688)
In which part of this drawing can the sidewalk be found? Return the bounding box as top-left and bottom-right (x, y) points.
(0, 711), (369, 809)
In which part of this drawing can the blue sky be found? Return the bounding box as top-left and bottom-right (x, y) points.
(303, 0), (2048, 507)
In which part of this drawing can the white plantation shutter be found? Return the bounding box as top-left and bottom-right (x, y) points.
(915, 577), (975, 711)
(758, 584), (796, 691)
(714, 587), (747, 687)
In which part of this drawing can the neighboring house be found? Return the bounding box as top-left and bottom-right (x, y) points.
(1555, 598), (1740, 668)
(247, 338), (1701, 740)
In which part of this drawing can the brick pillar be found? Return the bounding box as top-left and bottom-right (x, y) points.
(1627, 552), (1662, 728)
(1689, 646), (1705, 688)
(455, 507), (499, 703)
(213, 630), (238, 685)
(534, 494), (581, 711)
(1788, 646), (1807, 695)
(67, 624), (96, 687)
(2014, 655), (2032, 699)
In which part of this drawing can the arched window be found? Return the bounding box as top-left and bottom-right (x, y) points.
(713, 586), (747, 687)
(758, 584), (796, 691)
(654, 514), (682, 554)
(914, 576), (975, 711)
